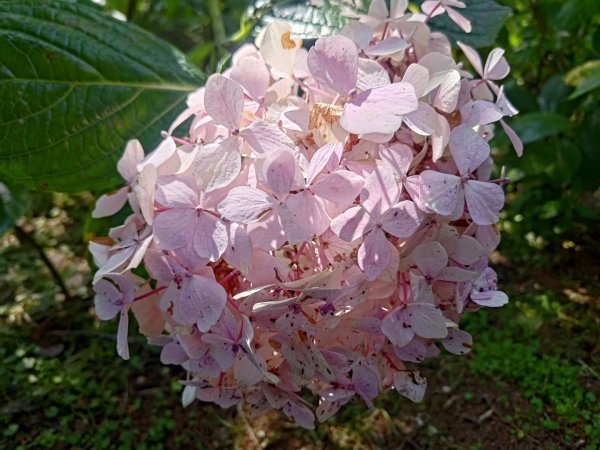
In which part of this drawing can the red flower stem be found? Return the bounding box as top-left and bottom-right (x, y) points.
(424, 2), (442, 23)
(227, 294), (240, 311)
(161, 131), (192, 146)
(292, 242), (308, 264)
(382, 351), (400, 371)
(134, 285), (167, 302)
(219, 269), (240, 286)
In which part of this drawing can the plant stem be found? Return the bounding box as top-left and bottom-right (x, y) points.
(133, 285), (167, 302)
(208, 0), (226, 69)
(126, 0), (138, 21)
(15, 224), (71, 300)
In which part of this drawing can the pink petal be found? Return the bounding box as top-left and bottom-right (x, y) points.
(464, 180), (504, 225)
(381, 307), (414, 347)
(394, 370), (427, 402)
(138, 137), (176, 170)
(472, 290), (509, 307)
(431, 114), (450, 162)
(404, 102), (439, 136)
(484, 48), (509, 80)
(246, 212), (286, 252)
(419, 170), (461, 216)
(460, 100), (503, 127)
(402, 63), (430, 98)
(239, 119), (295, 155)
(446, 6), (472, 33)
(93, 279), (121, 320)
(160, 341), (189, 365)
(408, 303), (448, 339)
(412, 241), (448, 277)
(392, 338), (430, 363)
(316, 399), (345, 423)
(280, 191), (330, 244)
(433, 69), (461, 113)
(153, 209), (196, 250)
(500, 119), (524, 157)
(262, 149), (296, 200)
(117, 140), (144, 181)
(312, 170), (364, 206)
(361, 164), (400, 216)
(306, 142), (341, 185)
(358, 228), (391, 280)
(381, 200), (422, 238)
(366, 37), (409, 56)
(92, 187), (129, 218)
(117, 309), (130, 360)
(352, 364), (379, 409)
(223, 223), (252, 274)
(134, 164), (157, 225)
(437, 267), (477, 282)
(194, 136), (241, 192)
(229, 55), (270, 101)
(330, 206), (374, 242)
(442, 232), (487, 266)
(204, 74), (244, 130)
(340, 82), (418, 135)
(193, 212), (228, 261)
(258, 22), (301, 75)
(202, 333), (236, 370)
(441, 329), (472, 355)
(368, 0), (389, 19)
(307, 35), (358, 96)
(449, 125), (491, 176)
(379, 143), (413, 177)
(218, 186), (273, 223)
(283, 400), (316, 430)
(356, 58), (391, 91)
(180, 275), (227, 332)
(457, 41), (483, 77)
(339, 22), (373, 50)
(409, 271), (435, 304)
(421, 0), (445, 18)
(155, 178), (197, 208)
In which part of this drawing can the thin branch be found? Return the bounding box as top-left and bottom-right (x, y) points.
(208, 0), (226, 70)
(14, 224), (72, 300)
(126, 0), (138, 21)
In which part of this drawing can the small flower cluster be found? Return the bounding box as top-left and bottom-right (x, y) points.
(91, 0), (522, 428)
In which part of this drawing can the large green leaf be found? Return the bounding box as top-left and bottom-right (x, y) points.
(0, 0), (205, 193)
(428, 0), (512, 48)
(510, 113), (572, 144)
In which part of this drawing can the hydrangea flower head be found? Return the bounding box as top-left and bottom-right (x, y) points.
(90, 1), (522, 429)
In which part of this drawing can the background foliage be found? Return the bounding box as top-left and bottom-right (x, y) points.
(1, 0), (599, 448)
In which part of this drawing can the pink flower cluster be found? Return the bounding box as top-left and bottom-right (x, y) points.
(90, 0), (522, 428)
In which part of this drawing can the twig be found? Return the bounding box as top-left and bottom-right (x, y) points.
(208, 0), (226, 70)
(236, 403), (261, 449)
(15, 224), (72, 300)
(126, 0), (138, 21)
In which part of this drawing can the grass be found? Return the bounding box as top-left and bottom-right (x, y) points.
(1, 192), (599, 449)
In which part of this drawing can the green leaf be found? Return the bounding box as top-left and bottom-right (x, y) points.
(545, 141), (582, 186)
(263, 0), (366, 39)
(428, 0), (512, 48)
(0, 182), (30, 236)
(555, 0), (600, 31)
(566, 62), (600, 99)
(510, 113), (572, 144)
(0, 0), (205, 193)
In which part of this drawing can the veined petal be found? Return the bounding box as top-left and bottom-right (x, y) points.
(204, 74), (244, 130)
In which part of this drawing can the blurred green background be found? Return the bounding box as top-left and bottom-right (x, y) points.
(1, 0), (599, 448)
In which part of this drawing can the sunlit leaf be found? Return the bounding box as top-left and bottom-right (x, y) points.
(0, 0), (205, 193)
(428, 0), (512, 48)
